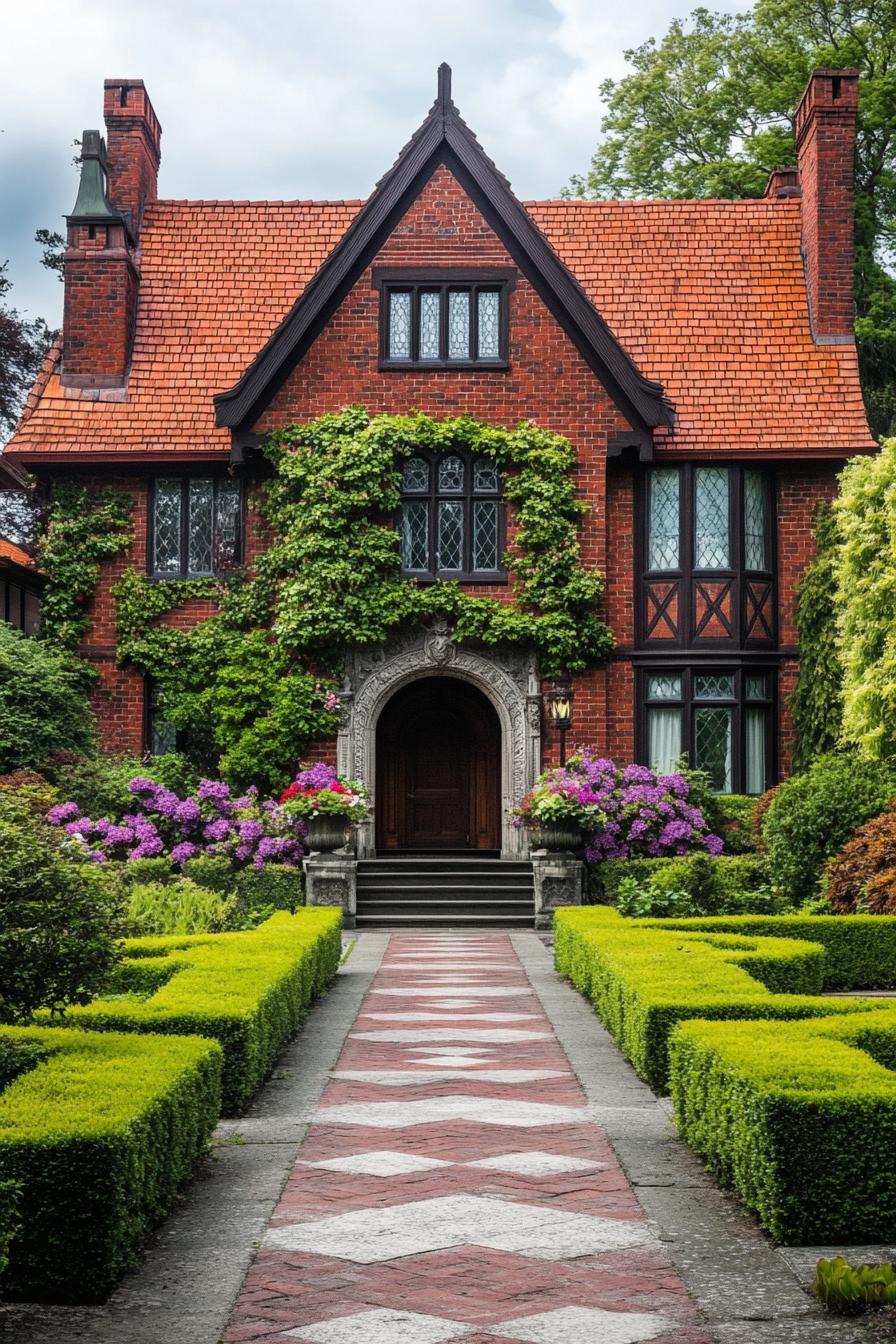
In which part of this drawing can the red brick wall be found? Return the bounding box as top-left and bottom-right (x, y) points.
(795, 70), (858, 340)
(103, 78), (162, 233)
(775, 463), (840, 776)
(77, 163), (841, 788)
(62, 222), (138, 385)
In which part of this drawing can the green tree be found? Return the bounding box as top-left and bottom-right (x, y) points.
(569, 0), (896, 436)
(0, 261), (54, 441)
(0, 623), (96, 773)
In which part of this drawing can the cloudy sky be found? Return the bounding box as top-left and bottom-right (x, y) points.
(0, 0), (740, 324)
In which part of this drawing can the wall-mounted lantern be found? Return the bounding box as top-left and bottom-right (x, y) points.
(545, 676), (574, 766)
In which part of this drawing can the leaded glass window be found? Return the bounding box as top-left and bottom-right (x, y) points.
(388, 291), (412, 360)
(397, 449), (504, 577)
(400, 502), (429, 571)
(694, 468), (730, 569)
(151, 478), (243, 579)
(380, 278), (508, 365)
(648, 470), (680, 571)
(402, 457), (430, 493)
(448, 291), (471, 360)
(153, 479), (182, 575)
(477, 291), (500, 358)
(639, 666), (773, 794)
(439, 456), (465, 493)
(419, 292), (441, 361)
(473, 457), (498, 493)
(472, 501), (499, 571)
(744, 470), (769, 570)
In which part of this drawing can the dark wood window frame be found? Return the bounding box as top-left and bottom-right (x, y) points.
(635, 662), (777, 794)
(373, 267), (514, 370)
(397, 448), (506, 583)
(148, 473), (245, 581)
(636, 463), (777, 649)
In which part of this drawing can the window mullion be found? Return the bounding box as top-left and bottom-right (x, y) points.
(471, 285), (479, 361)
(180, 479), (190, 579)
(439, 285), (448, 363)
(411, 291), (420, 362)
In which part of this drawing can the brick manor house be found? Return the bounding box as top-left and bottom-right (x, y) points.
(4, 66), (875, 861)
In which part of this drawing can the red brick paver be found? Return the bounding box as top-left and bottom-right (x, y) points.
(223, 934), (714, 1344)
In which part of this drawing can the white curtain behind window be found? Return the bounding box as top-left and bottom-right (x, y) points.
(745, 708), (766, 795)
(648, 708), (682, 776)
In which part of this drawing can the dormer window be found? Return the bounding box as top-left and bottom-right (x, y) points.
(375, 270), (512, 369)
(398, 450), (504, 579)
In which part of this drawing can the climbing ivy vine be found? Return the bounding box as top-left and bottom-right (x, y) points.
(789, 502), (843, 771)
(42, 408), (615, 790)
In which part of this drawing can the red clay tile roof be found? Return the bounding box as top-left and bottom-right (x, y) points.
(7, 195), (874, 463)
(0, 537), (37, 569)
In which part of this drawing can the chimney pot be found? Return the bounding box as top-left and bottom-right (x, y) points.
(102, 78), (162, 235)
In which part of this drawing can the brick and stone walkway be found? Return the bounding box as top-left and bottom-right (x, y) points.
(223, 933), (714, 1344)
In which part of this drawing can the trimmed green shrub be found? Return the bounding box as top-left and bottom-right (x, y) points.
(0, 623), (96, 772)
(236, 862), (303, 912)
(641, 914), (896, 991)
(0, 1025), (221, 1301)
(599, 853), (778, 916)
(589, 859), (671, 904)
(0, 792), (123, 1023)
(126, 878), (236, 935)
(762, 753), (895, 904)
(182, 855), (236, 895)
(669, 1009), (896, 1244)
(54, 910), (342, 1112)
(553, 907), (867, 1091)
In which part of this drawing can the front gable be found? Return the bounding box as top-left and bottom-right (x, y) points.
(215, 65), (672, 444)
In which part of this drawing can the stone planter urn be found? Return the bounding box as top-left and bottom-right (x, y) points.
(304, 815), (353, 854)
(529, 820), (583, 853)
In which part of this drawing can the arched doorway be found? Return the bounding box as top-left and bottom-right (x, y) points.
(376, 676), (501, 853)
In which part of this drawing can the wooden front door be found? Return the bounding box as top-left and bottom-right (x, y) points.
(376, 677), (501, 852)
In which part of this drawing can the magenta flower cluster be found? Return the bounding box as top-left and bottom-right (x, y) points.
(46, 777), (306, 869)
(517, 754), (724, 861)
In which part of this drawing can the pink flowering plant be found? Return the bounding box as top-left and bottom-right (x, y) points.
(278, 763), (369, 823)
(46, 776), (305, 869)
(514, 754), (724, 860)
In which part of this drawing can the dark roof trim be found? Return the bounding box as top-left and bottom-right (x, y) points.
(213, 65), (673, 434)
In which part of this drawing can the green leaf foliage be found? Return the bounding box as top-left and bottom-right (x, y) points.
(761, 751), (895, 903)
(110, 409), (613, 788)
(0, 792), (123, 1023)
(552, 906), (866, 1091)
(611, 853), (781, 918)
(37, 483), (134, 650)
(0, 622), (96, 772)
(54, 909), (342, 1112)
(669, 1010), (896, 1243)
(814, 1256), (896, 1314)
(569, 0), (896, 435)
(834, 439), (896, 756)
(790, 502), (844, 769)
(0, 1026), (222, 1301)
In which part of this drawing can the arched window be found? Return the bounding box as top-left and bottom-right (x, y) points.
(398, 451), (503, 579)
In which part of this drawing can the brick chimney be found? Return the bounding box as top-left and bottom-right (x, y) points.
(103, 79), (162, 234)
(794, 68), (859, 342)
(61, 80), (161, 389)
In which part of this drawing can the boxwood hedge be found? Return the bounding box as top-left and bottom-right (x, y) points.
(638, 913), (896, 991)
(0, 1026), (221, 1301)
(54, 909), (341, 1112)
(669, 1010), (896, 1243)
(554, 908), (868, 1091)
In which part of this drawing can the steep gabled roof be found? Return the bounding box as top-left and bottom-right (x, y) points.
(213, 65), (673, 435)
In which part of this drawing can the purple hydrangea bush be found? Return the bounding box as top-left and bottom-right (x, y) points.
(47, 776), (305, 869)
(514, 754), (724, 861)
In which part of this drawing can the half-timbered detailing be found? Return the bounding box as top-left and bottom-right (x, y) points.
(638, 464), (776, 650)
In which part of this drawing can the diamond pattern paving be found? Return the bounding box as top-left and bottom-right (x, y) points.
(222, 932), (715, 1344)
